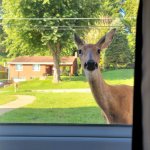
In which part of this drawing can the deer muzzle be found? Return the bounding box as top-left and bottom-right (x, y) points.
(84, 60), (98, 71)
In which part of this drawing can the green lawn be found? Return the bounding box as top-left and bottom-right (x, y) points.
(1, 76), (89, 92)
(0, 94), (17, 105)
(0, 69), (134, 124)
(1, 69), (134, 92)
(0, 93), (106, 124)
(102, 69), (134, 86)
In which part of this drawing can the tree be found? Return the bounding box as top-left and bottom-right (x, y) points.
(0, 0), (6, 57)
(99, 0), (139, 69)
(83, 0), (138, 70)
(104, 29), (131, 69)
(121, 0), (139, 66)
(0, 25), (7, 58)
(121, 0), (139, 33)
(2, 0), (102, 82)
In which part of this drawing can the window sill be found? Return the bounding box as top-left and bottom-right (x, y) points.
(0, 124), (132, 150)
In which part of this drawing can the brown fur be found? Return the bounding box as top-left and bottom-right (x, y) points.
(88, 71), (133, 124)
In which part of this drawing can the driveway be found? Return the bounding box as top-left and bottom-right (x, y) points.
(0, 95), (36, 115)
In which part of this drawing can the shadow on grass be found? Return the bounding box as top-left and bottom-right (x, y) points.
(0, 106), (106, 124)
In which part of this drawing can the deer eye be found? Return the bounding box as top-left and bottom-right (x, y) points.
(78, 49), (82, 55)
(97, 49), (101, 54)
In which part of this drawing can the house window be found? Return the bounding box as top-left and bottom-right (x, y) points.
(15, 64), (23, 71)
(33, 64), (40, 71)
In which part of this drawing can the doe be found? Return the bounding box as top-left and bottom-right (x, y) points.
(74, 29), (133, 124)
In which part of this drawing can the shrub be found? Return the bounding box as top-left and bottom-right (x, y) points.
(0, 71), (7, 79)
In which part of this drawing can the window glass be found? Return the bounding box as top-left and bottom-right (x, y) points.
(33, 64), (40, 71)
(0, 0), (139, 124)
(15, 64), (23, 71)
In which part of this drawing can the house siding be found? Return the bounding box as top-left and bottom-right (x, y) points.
(8, 57), (78, 81)
(9, 64), (48, 80)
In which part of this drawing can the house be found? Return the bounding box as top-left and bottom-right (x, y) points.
(7, 56), (78, 81)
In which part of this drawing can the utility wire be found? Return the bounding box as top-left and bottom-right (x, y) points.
(1, 17), (137, 20)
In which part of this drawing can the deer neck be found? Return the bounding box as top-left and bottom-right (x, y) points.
(85, 69), (111, 111)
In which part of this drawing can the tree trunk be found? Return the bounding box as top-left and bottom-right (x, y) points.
(52, 51), (61, 83)
(47, 42), (61, 83)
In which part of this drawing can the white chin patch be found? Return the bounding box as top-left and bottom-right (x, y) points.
(84, 69), (97, 80)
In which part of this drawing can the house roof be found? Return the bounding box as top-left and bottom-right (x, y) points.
(8, 56), (77, 65)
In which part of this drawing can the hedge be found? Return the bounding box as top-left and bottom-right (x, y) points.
(0, 71), (8, 79)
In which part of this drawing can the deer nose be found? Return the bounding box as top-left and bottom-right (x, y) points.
(84, 60), (98, 71)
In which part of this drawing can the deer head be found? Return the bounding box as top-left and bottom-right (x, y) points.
(74, 29), (116, 78)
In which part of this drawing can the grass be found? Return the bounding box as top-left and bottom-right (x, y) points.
(102, 69), (134, 86)
(0, 69), (134, 124)
(0, 93), (105, 124)
(1, 69), (134, 92)
(0, 94), (17, 105)
(1, 76), (89, 92)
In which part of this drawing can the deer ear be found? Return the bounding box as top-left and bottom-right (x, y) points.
(74, 33), (85, 48)
(96, 28), (116, 49)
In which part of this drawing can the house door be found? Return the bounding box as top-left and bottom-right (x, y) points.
(46, 65), (53, 75)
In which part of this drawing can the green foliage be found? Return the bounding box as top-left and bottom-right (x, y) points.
(104, 30), (131, 69)
(83, 0), (138, 71)
(60, 66), (70, 76)
(127, 33), (135, 66)
(0, 24), (7, 57)
(2, 0), (105, 82)
(2, 0), (102, 57)
(0, 71), (7, 79)
(122, 0), (139, 33)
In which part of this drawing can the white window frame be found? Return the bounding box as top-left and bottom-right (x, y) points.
(32, 64), (40, 71)
(15, 64), (23, 71)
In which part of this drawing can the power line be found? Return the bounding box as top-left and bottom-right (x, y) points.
(0, 24), (136, 28)
(0, 26), (136, 31)
(1, 17), (137, 20)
